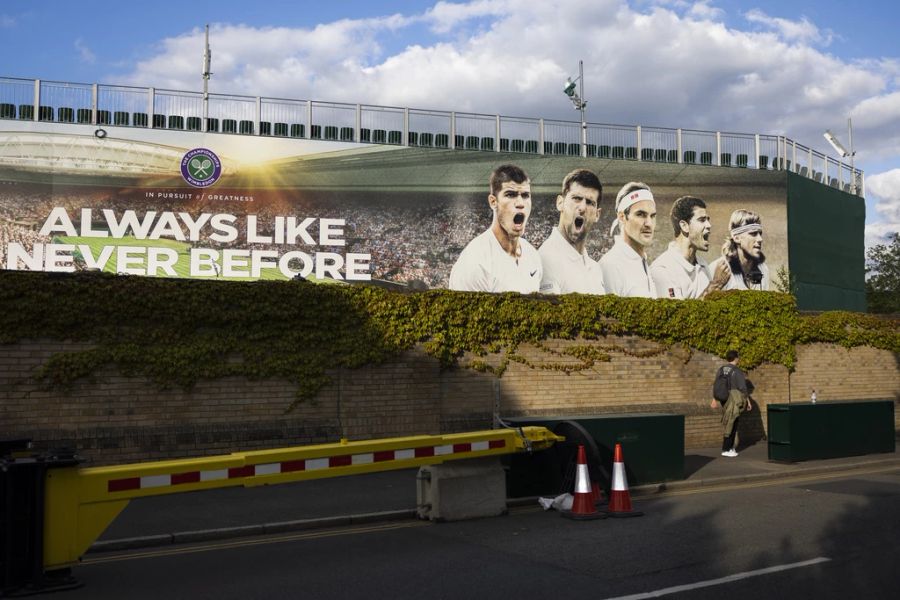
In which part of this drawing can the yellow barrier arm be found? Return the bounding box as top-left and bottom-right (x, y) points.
(44, 426), (562, 569)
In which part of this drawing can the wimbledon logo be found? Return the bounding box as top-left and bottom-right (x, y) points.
(181, 148), (222, 188)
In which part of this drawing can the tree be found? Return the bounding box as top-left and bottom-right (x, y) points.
(773, 265), (797, 295)
(865, 232), (900, 313)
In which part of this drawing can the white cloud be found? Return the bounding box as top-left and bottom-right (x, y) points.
(744, 9), (832, 46)
(865, 222), (899, 248)
(110, 1), (898, 164)
(1, 14), (16, 28)
(74, 38), (95, 64)
(116, 17), (414, 96)
(865, 168), (900, 247)
(645, 0), (722, 19)
(848, 91), (900, 162)
(423, 0), (512, 33)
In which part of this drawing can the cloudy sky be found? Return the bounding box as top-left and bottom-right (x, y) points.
(2, 0), (898, 245)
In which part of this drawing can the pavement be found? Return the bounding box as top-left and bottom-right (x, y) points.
(89, 439), (900, 554)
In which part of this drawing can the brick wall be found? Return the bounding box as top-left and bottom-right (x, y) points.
(495, 339), (787, 450)
(790, 344), (900, 403)
(1, 339), (896, 465)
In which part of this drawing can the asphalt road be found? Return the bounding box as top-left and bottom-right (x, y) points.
(62, 466), (899, 599)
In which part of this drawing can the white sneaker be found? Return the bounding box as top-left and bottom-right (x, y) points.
(720, 449), (739, 457)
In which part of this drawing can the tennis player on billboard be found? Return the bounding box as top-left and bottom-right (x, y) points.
(650, 195), (729, 299)
(538, 169), (604, 295)
(598, 181), (657, 298)
(449, 164), (541, 293)
(709, 209), (770, 290)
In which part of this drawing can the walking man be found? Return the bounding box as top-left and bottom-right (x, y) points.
(713, 350), (753, 457)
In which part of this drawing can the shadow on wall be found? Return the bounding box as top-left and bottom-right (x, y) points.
(737, 395), (767, 451)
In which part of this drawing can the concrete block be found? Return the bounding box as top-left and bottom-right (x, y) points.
(416, 457), (507, 522)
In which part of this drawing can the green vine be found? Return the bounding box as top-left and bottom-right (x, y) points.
(0, 271), (897, 410)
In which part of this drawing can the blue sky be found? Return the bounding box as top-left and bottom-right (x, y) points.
(2, 0), (898, 244)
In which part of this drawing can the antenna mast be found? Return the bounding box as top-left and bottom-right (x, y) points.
(202, 24), (212, 132)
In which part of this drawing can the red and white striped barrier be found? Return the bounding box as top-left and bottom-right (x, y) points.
(106, 439), (506, 493)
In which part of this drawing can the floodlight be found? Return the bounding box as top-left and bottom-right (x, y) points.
(823, 130), (849, 157)
(562, 61), (588, 157)
(822, 118), (858, 195)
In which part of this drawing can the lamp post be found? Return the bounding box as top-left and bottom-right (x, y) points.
(823, 118), (857, 195)
(564, 60), (587, 157)
(202, 24), (212, 133)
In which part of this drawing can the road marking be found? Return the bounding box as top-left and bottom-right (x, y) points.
(83, 465), (896, 565)
(601, 557), (831, 600)
(642, 464), (899, 499)
(82, 520), (430, 565)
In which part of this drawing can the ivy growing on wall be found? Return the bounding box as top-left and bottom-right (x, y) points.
(1, 271), (897, 407)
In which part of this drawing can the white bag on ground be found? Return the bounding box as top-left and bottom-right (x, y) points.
(538, 493), (573, 511)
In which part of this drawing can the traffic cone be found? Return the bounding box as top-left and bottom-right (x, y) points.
(561, 445), (607, 520)
(607, 443), (643, 518)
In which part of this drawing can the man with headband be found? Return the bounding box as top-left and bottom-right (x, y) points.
(598, 181), (657, 298)
(709, 209), (770, 290)
(449, 164), (542, 293)
(650, 195), (729, 299)
(538, 169), (605, 294)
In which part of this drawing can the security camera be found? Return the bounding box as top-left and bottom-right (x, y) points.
(823, 130), (849, 157)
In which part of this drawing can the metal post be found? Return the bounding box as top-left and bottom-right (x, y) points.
(808, 147), (813, 179)
(202, 24), (211, 133)
(824, 156), (828, 184)
(91, 84), (98, 127)
(307, 100), (312, 138)
(792, 140), (797, 173)
(33, 79), (40, 122)
(148, 87), (154, 128)
(715, 131), (721, 166)
(677, 128), (683, 163)
(403, 107), (409, 147)
(255, 97), (261, 136)
(754, 134), (760, 169)
(539, 118), (545, 155)
(579, 60), (587, 158)
(772, 135), (781, 171)
(636, 125), (642, 161)
(496, 114), (501, 153)
(355, 104), (361, 143)
(450, 112), (456, 149)
(848, 117), (856, 195)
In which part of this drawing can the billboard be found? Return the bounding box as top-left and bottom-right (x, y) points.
(0, 124), (788, 298)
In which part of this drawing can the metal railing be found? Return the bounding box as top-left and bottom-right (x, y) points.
(0, 76), (864, 196)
